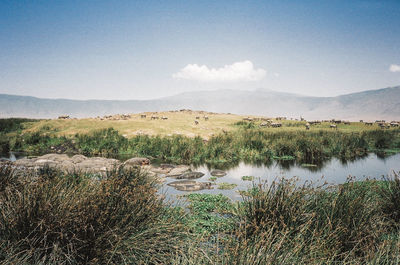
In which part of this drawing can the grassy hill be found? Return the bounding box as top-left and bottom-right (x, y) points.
(17, 110), (394, 140)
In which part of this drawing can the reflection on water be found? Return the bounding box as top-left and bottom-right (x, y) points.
(1, 152), (400, 202)
(161, 153), (400, 202)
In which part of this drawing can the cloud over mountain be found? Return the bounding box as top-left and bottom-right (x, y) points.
(172, 60), (266, 82)
(389, 64), (400, 72)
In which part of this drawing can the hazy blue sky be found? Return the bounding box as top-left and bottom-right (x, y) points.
(1, 0), (400, 100)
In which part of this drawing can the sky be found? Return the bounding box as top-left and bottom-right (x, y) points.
(1, 0), (400, 100)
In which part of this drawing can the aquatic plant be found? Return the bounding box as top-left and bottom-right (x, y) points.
(218, 183), (238, 190)
(241, 176), (254, 181)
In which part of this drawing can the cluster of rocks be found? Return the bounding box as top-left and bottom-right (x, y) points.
(0, 154), (227, 192)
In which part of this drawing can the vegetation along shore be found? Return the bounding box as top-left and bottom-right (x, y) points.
(1, 111), (400, 166)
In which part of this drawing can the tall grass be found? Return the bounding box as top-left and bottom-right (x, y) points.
(2, 166), (400, 263)
(175, 175), (400, 264)
(0, 167), (187, 264)
(3, 127), (400, 165)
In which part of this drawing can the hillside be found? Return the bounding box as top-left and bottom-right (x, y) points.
(1, 86), (399, 120)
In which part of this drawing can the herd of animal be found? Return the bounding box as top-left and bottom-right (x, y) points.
(57, 112), (400, 130)
(141, 113), (210, 125)
(242, 117), (400, 130)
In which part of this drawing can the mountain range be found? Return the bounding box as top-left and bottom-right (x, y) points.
(1, 86), (400, 121)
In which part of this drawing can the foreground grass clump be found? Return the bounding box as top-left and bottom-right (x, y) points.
(177, 174), (400, 264)
(2, 166), (400, 264)
(219, 177), (400, 264)
(0, 167), (187, 264)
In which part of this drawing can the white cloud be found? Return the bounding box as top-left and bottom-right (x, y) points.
(389, 64), (400, 72)
(172, 60), (266, 82)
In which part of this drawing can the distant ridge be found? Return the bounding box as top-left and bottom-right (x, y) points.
(1, 86), (400, 120)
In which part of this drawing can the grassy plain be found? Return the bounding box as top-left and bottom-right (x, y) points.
(19, 110), (390, 139)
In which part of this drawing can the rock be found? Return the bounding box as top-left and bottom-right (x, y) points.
(167, 180), (213, 191)
(210, 170), (227, 177)
(10, 154), (120, 178)
(166, 165), (191, 177)
(148, 166), (171, 174)
(124, 157), (150, 166)
(160, 164), (176, 169)
(122, 157), (151, 171)
(175, 171), (205, 180)
(70, 154), (87, 163)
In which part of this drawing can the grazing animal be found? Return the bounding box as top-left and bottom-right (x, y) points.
(271, 123), (282, 128)
(195, 116), (200, 119)
(140, 114), (146, 118)
(194, 120), (199, 125)
(204, 116), (209, 120)
(161, 116), (168, 120)
(151, 116), (159, 120)
(390, 122), (399, 127)
(365, 122), (373, 126)
(305, 123), (310, 130)
(260, 123), (268, 127)
(330, 124), (337, 129)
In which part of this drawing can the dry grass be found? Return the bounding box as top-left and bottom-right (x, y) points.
(25, 111), (243, 139)
(21, 111), (390, 139)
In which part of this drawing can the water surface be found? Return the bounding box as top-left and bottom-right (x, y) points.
(2, 152), (399, 202)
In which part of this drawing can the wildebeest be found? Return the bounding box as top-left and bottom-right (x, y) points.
(309, 120), (321, 125)
(365, 122), (373, 126)
(151, 116), (159, 120)
(161, 116), (168, 120)
(390, 122), (399, 127)
(260, 122), (268, 127)
(377, 122), (386, 129)
(270, 123), (282, 128)
(204, 116), (209, 120)
(343, 121), (350, 125)
(195, 116), (200, 120)
(305, 123), (310, 130)
(140, 114), (146, 118)
(58, 115), (70, 119)
(330, 124), (337, 129)
(379, 123), (390, 129)
(194, 120), (199, 125)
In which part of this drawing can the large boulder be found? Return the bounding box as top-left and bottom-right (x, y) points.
(122, 157), (151, 170)
(166, 165), (191, 177)
(210, 170), (227, 177)
(167, 180), (213, 191)
(124, 157), (150, 166)
(175, 171), (205, 180)
(10, 154), (121, 178)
